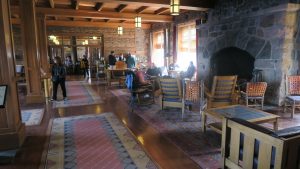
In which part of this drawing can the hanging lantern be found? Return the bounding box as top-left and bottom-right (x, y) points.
(170, 0), (180, 16)
(49, 35), (56, 40)
(135, 16), (142, 28)
(117, 26), (123, 35)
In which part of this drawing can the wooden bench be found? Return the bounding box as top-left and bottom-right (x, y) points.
(222, 118), (300, 169)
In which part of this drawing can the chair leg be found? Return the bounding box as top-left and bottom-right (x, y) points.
(181, 102), (185, 120)
(292, 101), (295, 118)
(246, 98), (248, 107)
(261, 98), (264, 110)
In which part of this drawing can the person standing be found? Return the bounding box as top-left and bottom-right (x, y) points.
(108, 51), (117, 67)
(51, 56), (67, 101)
(81, 55), (89, 78)
(126, 52), (135, 68)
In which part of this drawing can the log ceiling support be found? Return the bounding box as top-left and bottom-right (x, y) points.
(11, 18), (151, 29)
(85, 0), (211, 10)
(71, 0), (79, 10)
(136, 6), (148, 14)
(0, 0), (25, 151)
(49, 0), (54, 8)
(155, 8), (169, 15)
(115, 4), (127, 12)
(20, 0), (44, 103)
(10, 6), (173, 22)
(95, 2), (104, 11)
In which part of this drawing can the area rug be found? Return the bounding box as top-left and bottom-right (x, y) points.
(52, 81), (103, 108)
(21, 108), (44, 126)
(111, 92), (222, 169)
(45, 113), (157, 169)
(136, 105), (222, 169)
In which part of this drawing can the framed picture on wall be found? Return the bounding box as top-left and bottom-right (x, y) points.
(0, 85), (8, 108)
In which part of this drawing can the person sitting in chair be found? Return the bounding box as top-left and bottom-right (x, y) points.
(182, 61), (196, 79)
(146, 63), (161, 77)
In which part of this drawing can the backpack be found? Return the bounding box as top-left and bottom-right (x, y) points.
(125, 70), (138, 90)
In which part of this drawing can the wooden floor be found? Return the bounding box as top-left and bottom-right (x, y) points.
(1, 77), (300, 169)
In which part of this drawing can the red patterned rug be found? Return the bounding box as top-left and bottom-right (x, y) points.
(111, 89), (222, 169)
(45, 113), (157, 169)
(52, 81), (103, 108)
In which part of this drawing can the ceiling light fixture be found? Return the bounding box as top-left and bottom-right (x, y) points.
(135, 16), (142, 28)
(170, 0), (180, 16)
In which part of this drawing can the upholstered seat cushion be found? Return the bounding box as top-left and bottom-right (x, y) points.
(275, 126), (300, 138)
(286, 96), (300, 101)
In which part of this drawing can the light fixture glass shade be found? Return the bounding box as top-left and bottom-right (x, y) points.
(92, 36), (97, 40)
(85, 40), (88, 45)
(170, 0), (180, 15)
(135, 16), (142, 28)
(49, 35), (56, 40)
(118, 26), (123, 35)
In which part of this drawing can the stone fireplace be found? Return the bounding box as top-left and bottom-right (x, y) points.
(197, 1), (300, 105)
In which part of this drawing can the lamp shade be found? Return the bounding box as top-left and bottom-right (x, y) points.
(135, 16), (142, 28)
(118, 26), (123, 35)
(170, 0), (180, 15)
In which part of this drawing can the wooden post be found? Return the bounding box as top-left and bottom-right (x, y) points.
(36, 13), (50, 75)
(20, 0), (44, 103)
(0, 0), (25, 150)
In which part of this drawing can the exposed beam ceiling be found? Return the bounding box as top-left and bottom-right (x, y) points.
(49, 0), (54, 8)
(95, 2), (104, 11)
(136, 6), (148, 14)
(11, 18), (151, 29)
(84, 0), (211, 11)
(11, 6), (173, 22)
(154, 8), (168, 15)
(115, 4), (127, 12)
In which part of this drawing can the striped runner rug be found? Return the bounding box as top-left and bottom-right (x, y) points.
(45, 113), (157, 169)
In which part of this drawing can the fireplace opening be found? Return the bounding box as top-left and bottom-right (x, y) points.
(211, 47), (255, 81)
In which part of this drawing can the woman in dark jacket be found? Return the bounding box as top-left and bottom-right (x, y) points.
(51, 56), (67, 101)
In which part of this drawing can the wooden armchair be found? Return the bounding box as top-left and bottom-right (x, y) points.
(205, 75), (237, 108)
(284, 75), (300, 118)
(240, 82), (267, 109)
(182, 79), (206, 119)
(222, 117), (300, 169)
(159, 77), (183, 111)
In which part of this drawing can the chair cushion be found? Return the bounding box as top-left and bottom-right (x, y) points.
(286, 96), (300, 101)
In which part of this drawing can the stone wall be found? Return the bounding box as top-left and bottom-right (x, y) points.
(47, 26), (150, 62)
(197, 0), (300, 105)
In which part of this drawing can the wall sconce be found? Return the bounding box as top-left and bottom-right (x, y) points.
(135, 16), (142, 28)
(170, 0), (180, 16)
(117, 26), (123, 35)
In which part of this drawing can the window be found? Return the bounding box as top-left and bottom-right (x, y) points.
(177, 23), (196, 71)
(152, 31), (164, 67)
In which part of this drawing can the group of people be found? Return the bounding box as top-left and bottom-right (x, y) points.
(108, 51), (135, 68)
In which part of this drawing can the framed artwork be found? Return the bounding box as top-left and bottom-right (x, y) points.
(0, 85), (8, 108)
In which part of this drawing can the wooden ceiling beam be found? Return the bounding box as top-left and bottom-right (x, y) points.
(49, 0), (54, 8)
(154, 8), (168, 15)
(104, 19), (109, 22)
(95, 2), (104, 11)
(115, 4), (127, 12)
(11, 6), (172, 22)
(84, 0), (212, 11)
(89, 18), (93, 22)
(11, 18), (151, 29)
(136, 6), (148, 14)
(71, 0), (79, 10)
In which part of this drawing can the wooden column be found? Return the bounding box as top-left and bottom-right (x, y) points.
(0, 0), (25, 150)
(36, 13), (50, 75)
(20, 0), (44, 103)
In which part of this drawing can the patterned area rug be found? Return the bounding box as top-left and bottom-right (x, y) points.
(21, 108), (44, 126)
(111, 89), (222, 169)
(45, 113), (157, 169)
(52, 81), (103, 108)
